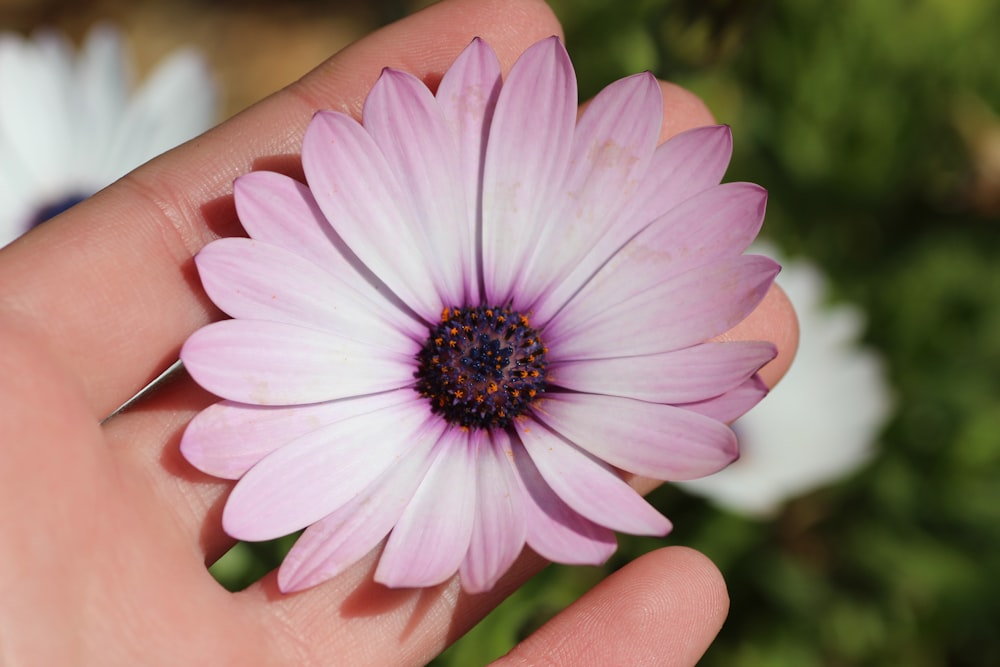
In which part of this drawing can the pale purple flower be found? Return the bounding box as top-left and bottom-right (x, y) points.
(180, 37), (779, 594)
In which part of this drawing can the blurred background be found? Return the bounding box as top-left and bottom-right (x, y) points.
(3, 0), (998, 664)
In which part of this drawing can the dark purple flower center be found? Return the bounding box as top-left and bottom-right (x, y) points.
(415, 305), (548, 429)
(27, 193), (87, 230)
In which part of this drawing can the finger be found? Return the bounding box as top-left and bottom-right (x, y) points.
(0, 0), (563, 419)
(0, 327), (249, 663)
(229, 545), (544, 666)
(716, 283), (796, 388)
(496, 547), (729, 667)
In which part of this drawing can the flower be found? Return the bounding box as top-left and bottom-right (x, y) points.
(0, 23), (217, 245)
(678, 243), (893, 517)
(180, 37), (779, 594)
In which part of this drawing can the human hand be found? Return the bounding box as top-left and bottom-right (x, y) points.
(0, 0), (796, 664)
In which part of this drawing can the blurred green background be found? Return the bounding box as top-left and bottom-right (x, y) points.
(4, 0), (998, 664)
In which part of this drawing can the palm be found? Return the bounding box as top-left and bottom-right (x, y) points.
(0, 1), (794, 664)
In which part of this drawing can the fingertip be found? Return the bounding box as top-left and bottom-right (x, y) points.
(658, 80), (718, 141)
(292, 0), (564, 118)
(645, 546), (730, 626)
(498, 547), (729, 667)
(718, 283), (799, 389)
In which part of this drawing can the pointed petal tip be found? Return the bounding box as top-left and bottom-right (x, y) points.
(637, 69), (662, 89)
(457, 35), (500, 64)
(529, 34), (571, 64)
(672, 123), (733, 166)
(460, 580), (493, 595)
(373, 563), (454, 591)
(276, 563), (325, 595)
(275, 568), (300, 594)
(374, 66), (413, 85)
(459, 564), (508, 595)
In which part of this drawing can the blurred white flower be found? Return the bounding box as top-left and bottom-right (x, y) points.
(0, 23), (217, 246)
(677, 243), (894, 517)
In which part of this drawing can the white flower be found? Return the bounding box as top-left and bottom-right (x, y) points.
(0, 23), (217, 245)
(677, 243), (894, 517)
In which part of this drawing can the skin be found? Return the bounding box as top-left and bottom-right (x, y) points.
(0, 1), (797, 665)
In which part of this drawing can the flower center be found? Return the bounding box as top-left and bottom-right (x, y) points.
(415, 305), (548, 429)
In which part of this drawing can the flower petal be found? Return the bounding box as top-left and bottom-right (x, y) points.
(222, 396), (433, 541)
(277, 417), (444, 592)
(302, 110), (444, 321)
(196, 238), (419, 352)
(679, 375), (770, 424)
(514, 419), (671, 535)
(510, 440), (617, 564)
(531, 125), (735, 324)
(364, 68), (472, 304)
(542, 181), (769, 329)
(547, 254), (780, 361)
(234, 171), (347, 267)
(481, 36), (576, 307)
(512, 72), (662, 310)
(180, 390), (416, 479)
(375, 429), (478, 588)
(436, 37), (502, 297)
(180, 319), (415, 405)
(460, 430), (528, 593)
(549, 341), (777, 403)
(534, 392), (738, 481)
(233, 171), (425, 340)
(622, 124), (734, 226)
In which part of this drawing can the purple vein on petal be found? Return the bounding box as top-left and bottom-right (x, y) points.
(180, 319), (416, 406)
(546, 254), (780, 361)
(531, 125), (737, 325)
(510, 438), (617, 565)
(222, 395), (434, 541)
(548, 341), (777, 404)
(514, 418), (671, 536)
(364, 68), (471, 306)
(180, 389), (417, 480)
(375, 429), (478, 588)
(481, 36), (577, 307)
(532, 392), (738, 481)
(515, 72), (662, 311)
(540, 181), (769, 329)
(435, 37), (502, 302)
(195, 238), (420, 351)
(460, 429), (528, 593)
(233, 171), (426, 340)
(678, 375), (771, 424)
(302, 109), (444, 322)
(277, 416), (445, 593)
